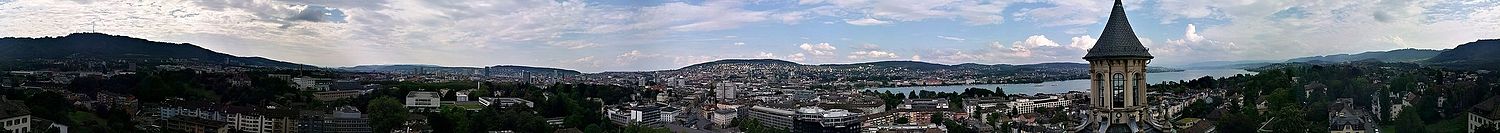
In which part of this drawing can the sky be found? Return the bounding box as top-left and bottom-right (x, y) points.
(0, 0), (1497, 72)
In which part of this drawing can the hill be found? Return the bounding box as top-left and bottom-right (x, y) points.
(1426, 39), (1500, 70)
(679, 59), (800, 69)
(0, 33), (316, 69)
(1286, 48), (1443, 63)
(338, 64), (581, 76)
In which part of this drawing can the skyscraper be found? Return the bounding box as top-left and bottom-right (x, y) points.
(1083, 0), (1159, 132)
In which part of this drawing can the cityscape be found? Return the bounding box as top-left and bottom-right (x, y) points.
(2, 0), (1500, 133)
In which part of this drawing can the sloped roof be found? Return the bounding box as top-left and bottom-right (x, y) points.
(0, 99), (28, 118)
(1084, 0), (1153, 60)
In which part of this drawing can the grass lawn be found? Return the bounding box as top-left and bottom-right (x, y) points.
(1426, 117), (1466, 133)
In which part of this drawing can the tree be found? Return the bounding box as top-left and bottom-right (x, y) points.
(931, 112), (945, 124)
(368, 96), (410, 132)
(895, 117), (910, 125)
(27, 91), (75, 123)
(438, 106), (472, 133)
(1394, 108), (1426, 133)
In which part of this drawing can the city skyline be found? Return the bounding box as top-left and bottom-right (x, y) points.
(1, 0), (1498, 72)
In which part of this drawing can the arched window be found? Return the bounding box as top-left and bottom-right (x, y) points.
(1096, 73), (1105, 105)
(1112, 73), (1125, 107)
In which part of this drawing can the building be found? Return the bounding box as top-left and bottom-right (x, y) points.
(165, 116), (231, 133)
(711, 108), (739, 128)
(660, 106), (680, 124)
(1079, 0), (1161, 132)
(405, 91), (441, 112)
(224, 107), (298, 133)
(313, 90), (366, 102)
(478, 97), (534, 109)
(1469, 96), (1500, 133)
(154, 101), (298, 133)
(963, 97), (1008, 115)
(894, 99), (966, 125)
(716, 82), (742, 101)
(1, 99), (31, 133)
(299, 106), (374, 133)
(1007, 95), (1068, 114)
(1329, 99), (1371, 133)
(745, 106), (862, 133)
(607, 103), (662, 127)
(292, 77), (333, 91)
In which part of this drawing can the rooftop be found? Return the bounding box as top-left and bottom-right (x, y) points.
(407, 91), (439, 98)
(1083, 0), (1152, 60)
(0, 99), (29, 118)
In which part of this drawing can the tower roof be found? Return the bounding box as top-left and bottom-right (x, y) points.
(1084, 0), (1153, 60)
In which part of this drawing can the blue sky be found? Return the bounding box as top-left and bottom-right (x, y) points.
(1, 0), (1498, 72)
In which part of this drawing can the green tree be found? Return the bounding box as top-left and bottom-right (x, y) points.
(438, 106), (472, 133)
(368, 96), (409, 132)
(895, 117), (910, 124)
(931, 112), (945, 124)
(1394, 108), (1426, 133)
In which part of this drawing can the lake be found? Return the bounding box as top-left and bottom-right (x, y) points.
(866, 69), (1257, 95)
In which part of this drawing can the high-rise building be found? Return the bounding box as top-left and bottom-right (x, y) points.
(1082, 0), (1160, 132)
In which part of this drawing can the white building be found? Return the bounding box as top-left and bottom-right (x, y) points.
(478, 97), (534, 109)
(292, 77), (332, 91)
(1007, 95), (1069, 114)
(711, 108), (738, 128)
(2, 99), (31, 133)
(405, 91), (441, 112)
(1469, 96), (1500, 133)
(660, 106), (679, 123)
(607, 103), (662, 127)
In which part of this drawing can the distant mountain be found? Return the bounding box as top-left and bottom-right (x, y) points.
(0, 33), (316, 69)
(339, 64), (581, 76)
(824, 61), (950, 70)
(485, 65), (583, 75)
(1426, 39), (1500, 70)
(680, 59), (801, 69)
(1179, 60), (1281, 69)
(1286, 48), (1443, 63)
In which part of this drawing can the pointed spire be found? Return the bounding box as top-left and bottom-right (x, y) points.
(1084, 0), (1153, 60)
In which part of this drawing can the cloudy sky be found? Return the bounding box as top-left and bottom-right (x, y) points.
(1, 0), (1497, 72)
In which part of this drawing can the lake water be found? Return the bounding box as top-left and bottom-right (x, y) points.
(866, 69), (1257, 95)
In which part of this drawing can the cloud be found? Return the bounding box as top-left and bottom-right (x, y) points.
(287, 5), (348, 23)
(547, 40), (600, 49)
(849, 50), (900, 59)
(640, 0), (770, 32)
(799, 0), (1012, 25)
(847, 44), (899, 59)
(936, 35), (966, 41)
(1144, 0), (1500, 65)
(799, 43), (838, 56)
(920, 35), (1097, 64)
(771, 11), (809, 25)
(1013, 0), (1142, 26)
(786, 53), (807, 61)
(1153, 24), (1241, 65)
(845, 18), (891, 26)
(757, 52), (776, 58)
(910, 55), (922, 61)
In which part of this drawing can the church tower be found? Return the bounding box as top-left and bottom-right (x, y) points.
(1085, 0), (1155, 132)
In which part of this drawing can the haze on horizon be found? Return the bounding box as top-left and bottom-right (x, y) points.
(1, 0), (1497, 72)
